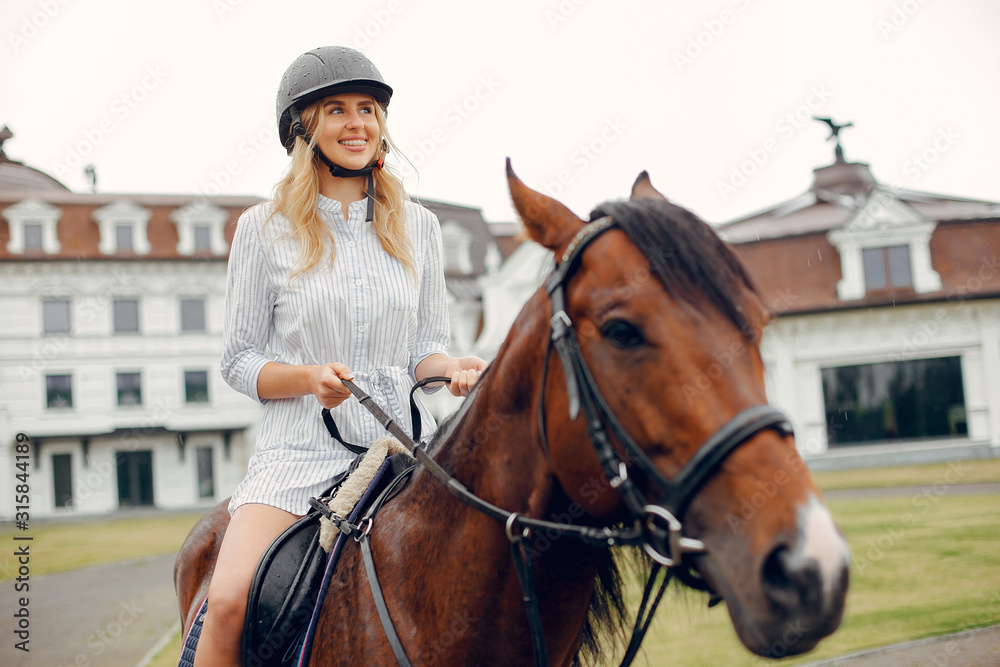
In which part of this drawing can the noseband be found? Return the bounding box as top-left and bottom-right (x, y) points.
(541, 215), (793, 570)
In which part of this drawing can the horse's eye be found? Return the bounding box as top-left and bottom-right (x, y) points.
(600, 319), (645, 348)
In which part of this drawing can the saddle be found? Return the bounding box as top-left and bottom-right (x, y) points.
(242, 451), (417, 667)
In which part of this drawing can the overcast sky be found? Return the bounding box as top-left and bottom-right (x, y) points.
(2, 0), (998, 226)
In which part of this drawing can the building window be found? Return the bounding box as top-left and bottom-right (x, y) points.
(117, 372), (142, 406)
(196, 447), (215, 499)
(194, 225), (212, 252)
(46, 374), (73, 408)
(116, 224), (134, 253)
(24, 223), (44, 252)
(53, 454), (73, 508)
(185, 370), (209, 403)
(180, 298), (206, 332)
(94, 200), (151, 256)
(172, 201), (229, 256)
(43, 299), (71, 335)
(113, 299), (139, 333)
(863, 245), (912, 291)
(822, 356), (967, 446)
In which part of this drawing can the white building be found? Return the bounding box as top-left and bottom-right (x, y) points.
(0, 146), (263, 519)
(718, 154), (1000, 470)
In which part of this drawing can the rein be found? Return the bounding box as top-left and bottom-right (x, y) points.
(317, 215), (793, 666)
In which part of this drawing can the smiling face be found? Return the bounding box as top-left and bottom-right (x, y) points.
(314, 92), (381, 171)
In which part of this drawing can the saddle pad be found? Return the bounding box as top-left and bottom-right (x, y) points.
(245, 453), (415, 667)
(177, 596), (208, 667)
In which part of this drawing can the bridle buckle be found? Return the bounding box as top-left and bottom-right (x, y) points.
(642, 505), (706, 567)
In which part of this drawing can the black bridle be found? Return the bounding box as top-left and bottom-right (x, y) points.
(318, 215), (793, 667)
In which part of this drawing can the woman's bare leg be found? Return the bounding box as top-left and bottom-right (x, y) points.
(194, 503), (299, 667)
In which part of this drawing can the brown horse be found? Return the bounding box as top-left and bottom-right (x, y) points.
(175, 164), (849, 665)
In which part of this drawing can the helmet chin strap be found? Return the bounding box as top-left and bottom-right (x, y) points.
(311, 147), (382, 222)
(289, 107), (384, 222)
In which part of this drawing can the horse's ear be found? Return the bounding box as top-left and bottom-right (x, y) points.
(506, 158), (584, 252)
(630, 171), (669, 202)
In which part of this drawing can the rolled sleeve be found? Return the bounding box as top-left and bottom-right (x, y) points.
(220, 207), (275, 404)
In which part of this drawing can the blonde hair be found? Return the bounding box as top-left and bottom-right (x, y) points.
(270, 99), (414, 282)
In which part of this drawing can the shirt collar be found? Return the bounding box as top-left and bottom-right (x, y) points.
(317, 194), (369, 219)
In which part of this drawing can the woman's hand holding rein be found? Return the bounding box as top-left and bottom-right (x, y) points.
(256, 361), (355, 408)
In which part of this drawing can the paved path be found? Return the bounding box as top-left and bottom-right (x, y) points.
(823, 482), (1000, 500)
(0, 553), (179, 667)
(800, 624), (1000, 667)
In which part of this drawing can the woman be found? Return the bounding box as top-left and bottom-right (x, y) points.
(195, 46), (487, 666)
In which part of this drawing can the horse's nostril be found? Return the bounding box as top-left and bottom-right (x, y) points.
(761, 545), (823, 612)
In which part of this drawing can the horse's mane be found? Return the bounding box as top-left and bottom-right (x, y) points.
(590, 197), (762, 341)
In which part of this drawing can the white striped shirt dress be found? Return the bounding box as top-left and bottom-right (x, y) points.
(221, 194), (450, 515)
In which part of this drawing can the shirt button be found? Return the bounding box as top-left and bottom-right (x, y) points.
(348, 241), (356, 248)
(358, 325), (366, 333)
(355, 279), (363, 286)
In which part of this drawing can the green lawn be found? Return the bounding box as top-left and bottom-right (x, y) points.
(0, 511), (204, 582)
(810, 457), (1000, 491)
(7, 459), (997, 666)
(615, 492), (1000, 666)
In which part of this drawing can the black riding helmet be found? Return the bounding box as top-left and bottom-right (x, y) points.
(276, 46), (393, 220)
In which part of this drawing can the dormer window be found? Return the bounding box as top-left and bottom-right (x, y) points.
(863, 245), (912, 291)
(172, 201), (229, 256)
(94, 200), (151, 256)
(828, 191), (941, 301)
(3, 198), (62, 255)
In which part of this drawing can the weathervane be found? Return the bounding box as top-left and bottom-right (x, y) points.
(0, 125), (12, 160)
(813, 116), (853, 163)
(84, 164), (98, 194)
